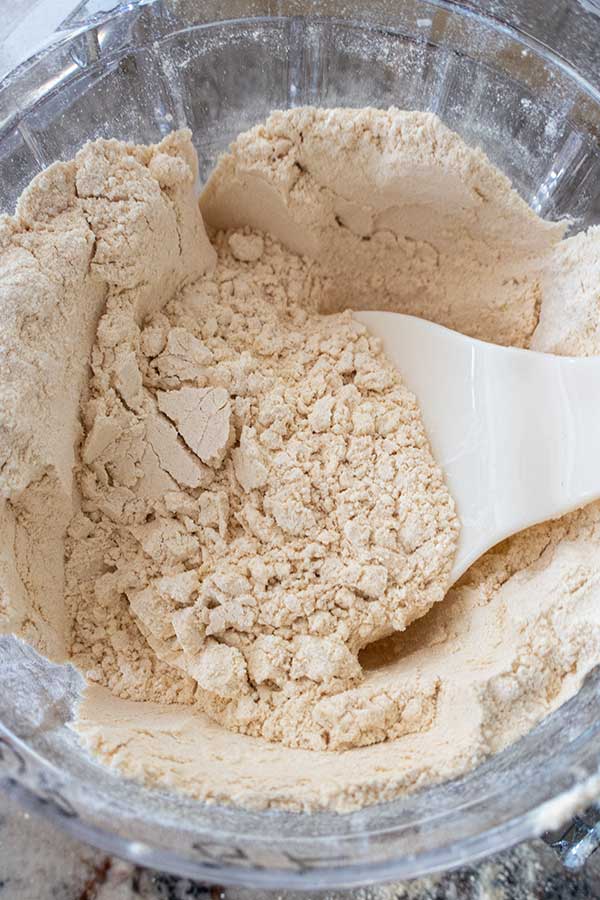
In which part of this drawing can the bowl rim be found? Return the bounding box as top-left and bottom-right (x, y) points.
(3, 703), (600, 889)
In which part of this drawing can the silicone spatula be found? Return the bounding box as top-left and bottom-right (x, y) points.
(354, 311), (600, 583)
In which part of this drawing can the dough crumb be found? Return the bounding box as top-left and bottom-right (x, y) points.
(228, 231), (264, 262)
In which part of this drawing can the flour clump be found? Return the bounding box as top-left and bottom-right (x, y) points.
(68, 226), (459, 751)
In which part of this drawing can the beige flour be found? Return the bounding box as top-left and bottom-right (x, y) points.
(67, 226), (458, 752)
(4, 107), (600, 813)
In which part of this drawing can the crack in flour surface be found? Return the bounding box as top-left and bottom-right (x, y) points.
(3, 108), (600, 812)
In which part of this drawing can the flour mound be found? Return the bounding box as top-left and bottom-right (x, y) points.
(68, 228), (458, 751)
(7, 109), (600, 815)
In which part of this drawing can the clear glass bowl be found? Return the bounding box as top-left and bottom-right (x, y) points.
(3, 0), (600, 889)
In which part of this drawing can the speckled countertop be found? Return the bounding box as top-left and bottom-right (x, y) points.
(3, 789), (600, 900)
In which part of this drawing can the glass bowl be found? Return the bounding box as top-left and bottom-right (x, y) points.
(2, 0), (600, 889)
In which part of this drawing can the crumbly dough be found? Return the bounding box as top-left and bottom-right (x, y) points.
(4, 108), (600, 813)
(68, 226), (458, 752)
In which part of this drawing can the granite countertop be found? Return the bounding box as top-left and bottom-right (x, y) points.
(3, 788), (600, 900)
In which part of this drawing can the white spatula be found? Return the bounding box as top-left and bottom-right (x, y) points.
(354, 311), (600, 584)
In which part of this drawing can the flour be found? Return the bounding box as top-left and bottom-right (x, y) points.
(68, 227), (458, 752)
(4, 108), (600, 813)
(200, 107), (562, 347)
